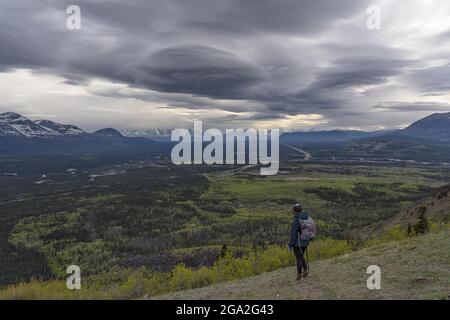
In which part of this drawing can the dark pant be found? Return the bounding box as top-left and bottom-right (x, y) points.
(293, 246), (308, 274)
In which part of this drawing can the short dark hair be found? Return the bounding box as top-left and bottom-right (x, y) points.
(293, 204), (302, 213)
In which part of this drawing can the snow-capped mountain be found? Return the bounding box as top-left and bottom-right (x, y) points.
(0, 121), (23, 137)
(119, 128), (176, 140)
(34, 119), (86, 136)
(0, 112), (56, 138)
(120, 127), (283, 140)
(0, 112), (86, 138)
(0, 112), (161, 156)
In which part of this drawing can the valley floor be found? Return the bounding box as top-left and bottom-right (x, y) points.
(155, 231), (450, 300)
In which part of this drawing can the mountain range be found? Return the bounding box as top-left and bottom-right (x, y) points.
(0, 112), (163, 155)
(119, 128), (175, 140)
(281, 112), (450, 143)
(281, 112), (450, 161)
(0, 111), (449, 156)
(0, 112), (86, 138)
(118, 112), (450, 143)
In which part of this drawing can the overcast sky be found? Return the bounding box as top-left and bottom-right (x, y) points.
(1, 0), (450, 131)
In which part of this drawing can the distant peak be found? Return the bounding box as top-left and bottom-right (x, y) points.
(1, 111), (21, 116)
(401, 112), (450, 140)
(429, 112), (450, 117)
(34, 119), (55, 125)
(93, 128), (123, 138)
(35, 119), (86, 136)
(0, 112), (29, 122)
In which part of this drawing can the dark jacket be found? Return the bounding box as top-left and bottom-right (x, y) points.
(288, 212), (310, 248)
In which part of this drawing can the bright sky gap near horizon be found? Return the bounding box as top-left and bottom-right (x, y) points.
(1, 0), (450, 132)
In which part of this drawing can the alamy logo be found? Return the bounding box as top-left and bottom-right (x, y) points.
(366, 265), (381, 290)
(66, 265), (81, 290)
(366, 5), (381, 30)
(66, 5), (81, 30)
(171, 121), (279, 175)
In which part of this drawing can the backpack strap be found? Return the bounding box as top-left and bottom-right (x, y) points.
(296, 218), (303, 235)
(296, 218), (302, 249)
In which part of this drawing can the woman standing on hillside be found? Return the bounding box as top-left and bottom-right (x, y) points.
(288, 204), (316, 281)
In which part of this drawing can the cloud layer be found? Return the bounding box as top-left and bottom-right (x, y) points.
(1, 0), (450, 130)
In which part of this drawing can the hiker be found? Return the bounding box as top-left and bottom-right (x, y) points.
(288, 204), (316, 281)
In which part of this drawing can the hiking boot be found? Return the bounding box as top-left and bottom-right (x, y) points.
(296, 273), (304, 281)
(303, 269), (309, 278)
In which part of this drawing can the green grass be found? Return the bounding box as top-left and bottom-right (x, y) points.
(155, 230), (450, 300)
(205, 175), (356, 202)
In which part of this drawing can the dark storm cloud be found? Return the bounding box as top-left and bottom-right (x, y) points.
(0, 1), (373, 84)
(179, 0), (373, 35)
(0, 0), (449, 128)
(137, 45), (264, 98)
(0, 2), (60, 70)
(0, 0), (377, 118)
(252, 56), (413, 117)
(307, 57), (411, 90)
(73, 0), (373, 36)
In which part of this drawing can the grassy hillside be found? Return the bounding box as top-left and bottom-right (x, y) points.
(388, 185), (450, 229)
(155, 230), (450, 300)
